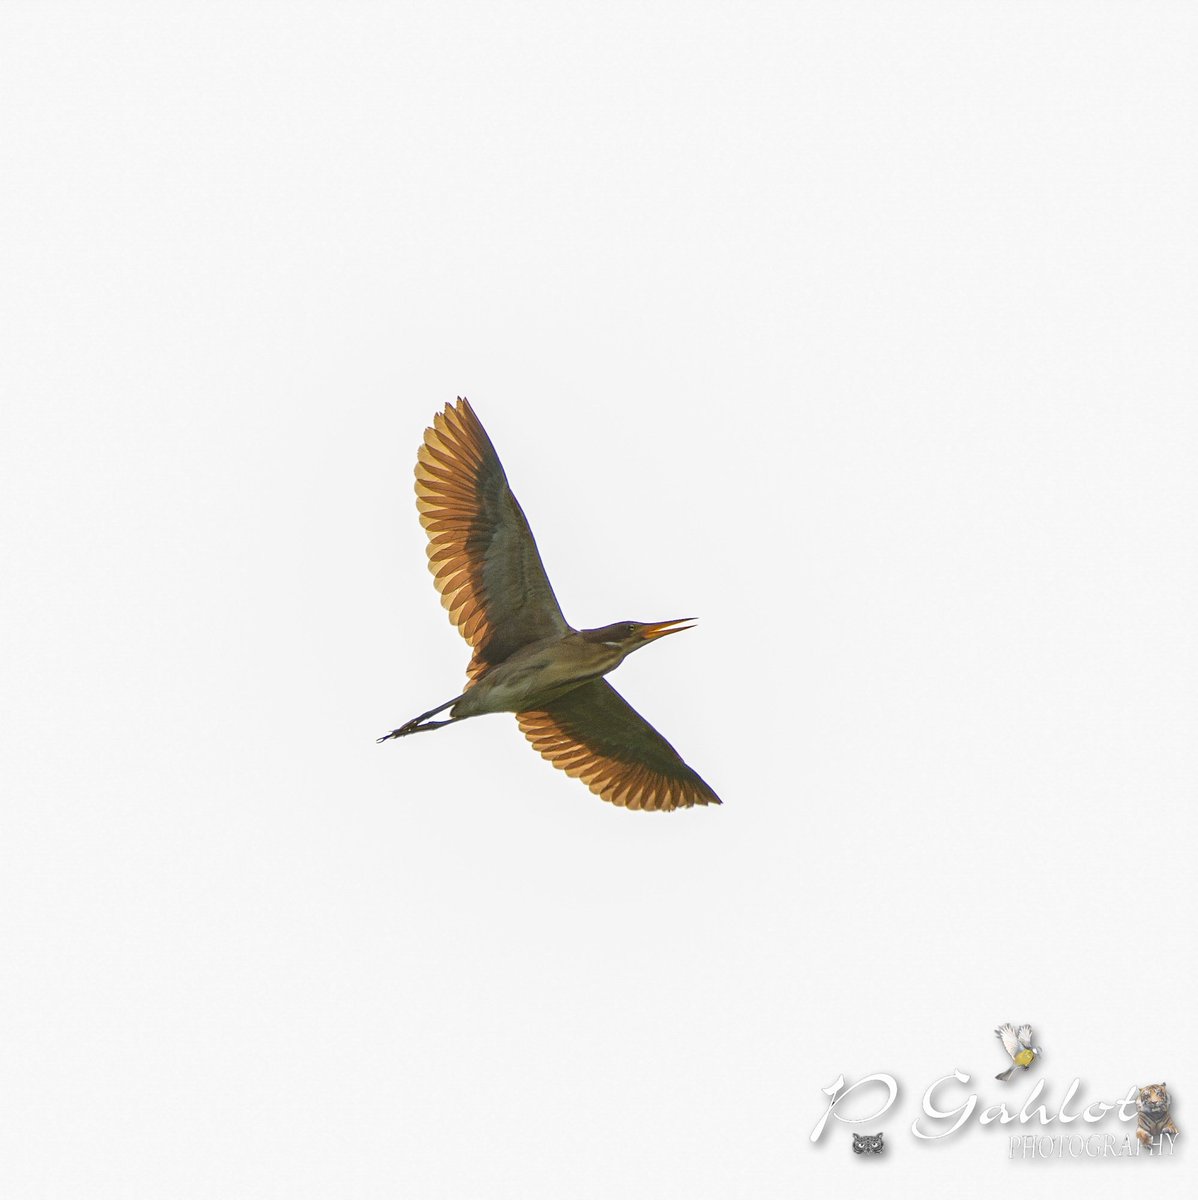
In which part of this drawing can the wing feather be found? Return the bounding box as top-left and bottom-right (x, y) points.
(415, 398), (570, 680)
(517, 680), (720, 811)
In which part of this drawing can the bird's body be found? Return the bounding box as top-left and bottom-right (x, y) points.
(451, 634), (599, 718)
(994, 1024), (1042, 1081)
(379, 398), (720, 812)
(451, 625), (665, 719)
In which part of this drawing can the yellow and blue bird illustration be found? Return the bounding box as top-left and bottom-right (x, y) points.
(995, 1023), (1041, 1081)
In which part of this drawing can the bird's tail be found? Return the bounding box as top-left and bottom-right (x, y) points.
(995, 1067), (1014, 1082)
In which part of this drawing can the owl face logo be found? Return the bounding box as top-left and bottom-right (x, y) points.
(852, 1132), (884, 1154)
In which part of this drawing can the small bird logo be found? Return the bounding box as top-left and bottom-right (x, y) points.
(995, 1024), (1042, 1081)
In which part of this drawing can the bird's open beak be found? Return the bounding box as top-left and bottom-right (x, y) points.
(640, 618), (696, 641)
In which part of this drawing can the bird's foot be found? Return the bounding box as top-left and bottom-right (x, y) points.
(377, 718), (421, 742)
(377, 697), (460, 743)
(376, 716), (453, 742)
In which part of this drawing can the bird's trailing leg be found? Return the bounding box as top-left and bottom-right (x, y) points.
(376, 696), (462, 742)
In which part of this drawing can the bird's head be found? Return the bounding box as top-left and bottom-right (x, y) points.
(581, 619), (696, 656)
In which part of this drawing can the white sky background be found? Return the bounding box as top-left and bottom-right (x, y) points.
(1, 2), (1195, 1196)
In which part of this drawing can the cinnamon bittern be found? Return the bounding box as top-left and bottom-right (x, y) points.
(378, 397), (720, 811)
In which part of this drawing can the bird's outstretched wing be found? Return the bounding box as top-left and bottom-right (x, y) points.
(517, 680), (720, 811)
(1017, 1024), (1034, 1048)
(415, 398), (570, 680)
(996, 1024), (1022, 1059)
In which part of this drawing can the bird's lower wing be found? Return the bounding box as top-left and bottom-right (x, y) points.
(415, 398), (570, 680)
(517, 680), (720, 811)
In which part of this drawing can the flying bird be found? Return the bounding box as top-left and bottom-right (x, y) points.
(994, 1024), (1042, 1081)
(378, 398), (720, 811)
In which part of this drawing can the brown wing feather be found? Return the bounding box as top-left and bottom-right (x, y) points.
(415, 398), (570, 680)
(517, 680), (720, 811)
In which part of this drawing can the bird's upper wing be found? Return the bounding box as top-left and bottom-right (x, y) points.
(415, 398), (570, 680)
(517, 680), (720, 811)
(996, 1024), (1021, 1058)
(1017, 1025), (1034, 1048)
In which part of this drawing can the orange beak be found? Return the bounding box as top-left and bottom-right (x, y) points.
(639, 618), (696, 641)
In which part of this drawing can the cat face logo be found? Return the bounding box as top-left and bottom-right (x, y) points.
(1136, 1083), (1178, 1146)
(852, 1132), (884, 1154)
